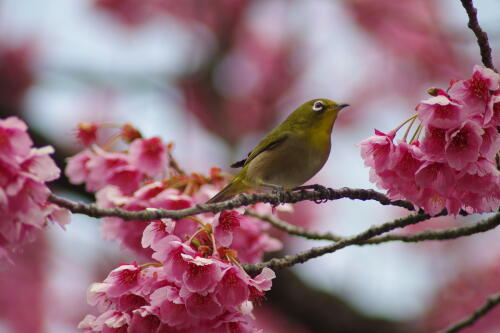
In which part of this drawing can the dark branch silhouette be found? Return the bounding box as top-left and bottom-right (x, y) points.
(459, 0), (497, 71)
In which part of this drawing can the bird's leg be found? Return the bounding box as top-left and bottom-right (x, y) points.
(261, 183), (286, 203)
(292, 184), (330, 203)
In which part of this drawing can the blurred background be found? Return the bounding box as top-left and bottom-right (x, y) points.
(0, 0), (499, 332)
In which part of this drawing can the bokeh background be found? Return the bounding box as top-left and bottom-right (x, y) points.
(0, 0), (499, 332)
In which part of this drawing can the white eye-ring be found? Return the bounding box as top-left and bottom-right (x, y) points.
(312, 100), (325, 112)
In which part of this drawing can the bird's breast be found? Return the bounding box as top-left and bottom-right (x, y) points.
(245, 132), (331, 189)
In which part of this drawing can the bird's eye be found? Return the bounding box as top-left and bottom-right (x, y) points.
(312, 100), (325, 112)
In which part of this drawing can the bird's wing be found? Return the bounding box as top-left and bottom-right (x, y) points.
(230, 133), (289, 168)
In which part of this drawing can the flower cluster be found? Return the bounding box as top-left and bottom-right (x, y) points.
(0, 117), (69, 262)
(97, 181), (282, 261)
(68, 124), (282, 331)
(79, 237), (275, 332)
(67, 125), (168, 195)
(360, 65), (500, 215)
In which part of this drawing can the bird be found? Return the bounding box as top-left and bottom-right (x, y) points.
(206, 98), (349, 203)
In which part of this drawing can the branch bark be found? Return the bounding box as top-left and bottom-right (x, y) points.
(48, 187), (418, 221)
(439, 292), (500, 333)
(459, 0), (497, 71)
(243, 212), (436, 274)
(248, 211), (500, 245)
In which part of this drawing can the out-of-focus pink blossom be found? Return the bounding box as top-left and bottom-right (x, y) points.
(181, 25), (299, 143)
(128, 137), (168, 177)
(0, 41), (35, 110)
(346, 0), (464, 78)
(0, 117), (68, 261)
(424, 258), (500, 332)
(76, 122), (100, 146)
(0, 237), (47, 333)
(94, 0), (251, 34)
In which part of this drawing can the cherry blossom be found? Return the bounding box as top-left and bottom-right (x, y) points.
(359, 65), (500, 215)
(0, 117), (69, 262)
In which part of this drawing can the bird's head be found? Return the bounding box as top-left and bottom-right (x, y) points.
(286, 98), (349, 133)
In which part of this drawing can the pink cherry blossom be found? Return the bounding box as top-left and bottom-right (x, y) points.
(65, 149), (94, 185)
(392, 142), (424, 180)
(152, 237), (193, 280)
(184, 293), (223, 319)
(358, 129), (397, 172)
(150, 286), (192, 327)
(417, 188), (448, 216)
(360, 65), (499, 215)
(420, 126), (447, 161)
(479, 126), (500, 160)
(215, 267), (250, 307)
(0, 117), (32, 159)
(76, 121), (99, 146)
(0, 117), (68, 261)
(231, 215), (283, 263)
(417, 95), (465, 129)
(101, 263), (143, 297)
(415, 161), (456, 195)
(68, 125), (283, 332)
(214, 210), (242, 247)
(141, 220), (175, 249)
(86, 149), (134, 192)
(485, 91), (500, 127)
(128, 137), (168, 177)
(448, 65), (500, 115)
(181, 254), (223, 293)
(445, 121), (484, 170)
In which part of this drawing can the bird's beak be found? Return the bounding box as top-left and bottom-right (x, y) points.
(335, 103), (350, 111)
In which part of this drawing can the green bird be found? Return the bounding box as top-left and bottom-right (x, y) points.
(207, 98), (349, 203)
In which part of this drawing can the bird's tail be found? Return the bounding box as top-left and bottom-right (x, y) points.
(206, 178), (251, 204)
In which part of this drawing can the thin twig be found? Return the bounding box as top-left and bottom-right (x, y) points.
(48, 187), (417, 221)
(248, 211), (500, 245)
(242, 212), (435, 274)
(439, 292), (500, 333)
(168, 149), (186, 175)
(459, 0), (497, 71)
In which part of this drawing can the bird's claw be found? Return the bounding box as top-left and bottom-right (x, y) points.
(272, 188), (286, 205)
(293, 184), (330, 204)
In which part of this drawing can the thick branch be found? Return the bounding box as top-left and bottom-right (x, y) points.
(439, 292), (500, 333)
(249, 211), (500, 245)
(459, 0), (497, 71)
(242, 212), (435, 274)
(48, 187), (417, 221)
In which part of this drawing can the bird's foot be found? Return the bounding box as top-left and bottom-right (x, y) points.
(262, 183), (286, 204)
(292, 184), (330, 203)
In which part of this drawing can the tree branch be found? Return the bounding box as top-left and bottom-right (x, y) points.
(48, 187), (417, 221)
(242, 212), (436, 274)
(248, 211), (500, 245)
(459, 0), (497, 71)
(439, 292), (500, 333)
